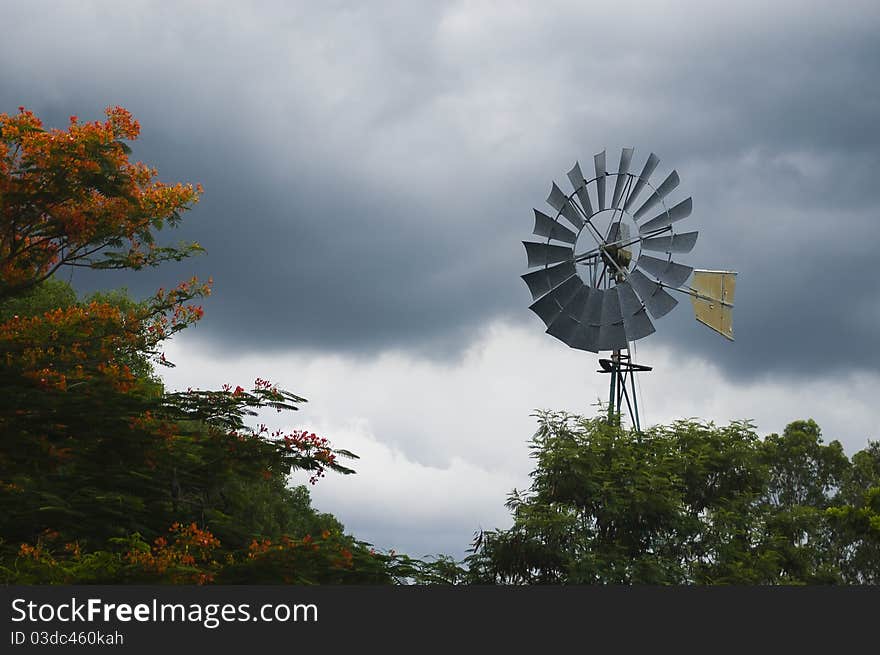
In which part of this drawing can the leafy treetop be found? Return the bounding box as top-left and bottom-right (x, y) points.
(0, 106), (203, 299)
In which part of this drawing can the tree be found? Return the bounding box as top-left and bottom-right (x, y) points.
(0, 107), (202, 299)
(0, 107), (404, 585)
(466, 411), (880, 585)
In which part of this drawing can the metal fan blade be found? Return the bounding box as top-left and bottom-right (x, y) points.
(600, 286), (622, 325)
(546, 183), (584, 230)
(640, 230), (699, 254)
(594, 151), (607, 211)
(611, 147), (634, 209)
(520, 261), (577, 300)
(532, 209), (578, 244)
(546, 286), (590, 344)
(569, 324), (600, 353)
(528, 275), (582, 327)
(563, 284), (590, 320)
(567, 161), (594, 217)
(597, 322), (627, 351)
(638, 197), (693, 234)
(523, 241), (573, 268)
(623, 307), (656, 341)
(616, 281), (643, 316)
(636, 254), (694, 288)
(628, 269), (679, 318)
(546, 312), (580, 344)
(582, 287), (605, 326)
(633, 170), (680, 220)
(623, 153), (660, 213)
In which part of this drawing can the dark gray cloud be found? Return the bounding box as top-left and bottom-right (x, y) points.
(3, 0), (879, 380)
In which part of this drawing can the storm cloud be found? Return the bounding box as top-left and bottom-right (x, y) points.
(3, 1), (879, 381)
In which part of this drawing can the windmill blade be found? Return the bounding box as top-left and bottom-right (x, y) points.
(611, 147), (634, 209)
(616, 281), (643, 316)
(581, 287), (605, 326)
(528, 275), (582, 326)
(569, 324), (601, 353)
(600, 286), (622, 325)
(605, 283), (655, 344)
(546, 286), (590, 344)
(636, 254), (694, 288)
(623, 152), (660, 213)
(623, 307), (656, 341)
(546, 312), (580, 344)
(567, 161), (594, 217)
(597, 322), (627, 351)
(523, 241), (573, 268)
(546, 182), (584, 230)
(638, 197), (693, 234)
(627, 269), (679, 318)
(520, 261), (577, 300)
(594, 150), (607, 211)
(563, 284), (591, 320)
(640, 230), (699, 254)
(633, 170), (680, 220)
(532, 209), (578, 244)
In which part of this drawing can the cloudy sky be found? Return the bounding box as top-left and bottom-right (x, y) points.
(5, 0), (879, 558)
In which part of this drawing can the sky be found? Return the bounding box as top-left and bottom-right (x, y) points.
(4, 0), (879, 559)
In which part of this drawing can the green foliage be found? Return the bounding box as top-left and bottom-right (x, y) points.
(0, 276), (76, 321)
(82, 286), (161, 385)
(466, 412), (880, 585)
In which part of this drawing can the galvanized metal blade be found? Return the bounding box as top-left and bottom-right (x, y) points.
(628, 269), (679, 318)
(582, 287), (605, 326)
(566, 161), (594, 217)
(633, 170), (680, 220)
(532, 209), (578, 244)
(623, 152), (660, 213)
(568, 324), (601, 353)
(546, 312), (580, 345)
(563, 284), (591, 320)
(640, 230), (699, 254)
(600, 286), (622, 325)
(598, 322), (628, 351)
(638, 197), (693, 234)
(616, 280), (643, 316)
(520, 261), (577, 300)
(594, 150), (607, 211)
(636, 254), (694, 288)
(546, 182), (584, 230)
(523, 241), (573, 268)
(546, 286), (590, 344)
(611, 147), (634, 209)
(528, 275), (582, 327)
(623, 307), (656, 341)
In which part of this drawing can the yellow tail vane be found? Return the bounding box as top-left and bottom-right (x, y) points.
(689, 270), (737, 341)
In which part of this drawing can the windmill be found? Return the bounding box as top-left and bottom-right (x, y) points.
(521, 148), (736, 430)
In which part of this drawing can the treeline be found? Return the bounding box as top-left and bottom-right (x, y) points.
(466, 412), (880, 584)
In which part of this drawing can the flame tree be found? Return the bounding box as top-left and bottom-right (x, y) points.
(0, 107), (425, 584)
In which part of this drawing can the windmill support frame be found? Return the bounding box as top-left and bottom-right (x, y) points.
(598, 349), (651, 431)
